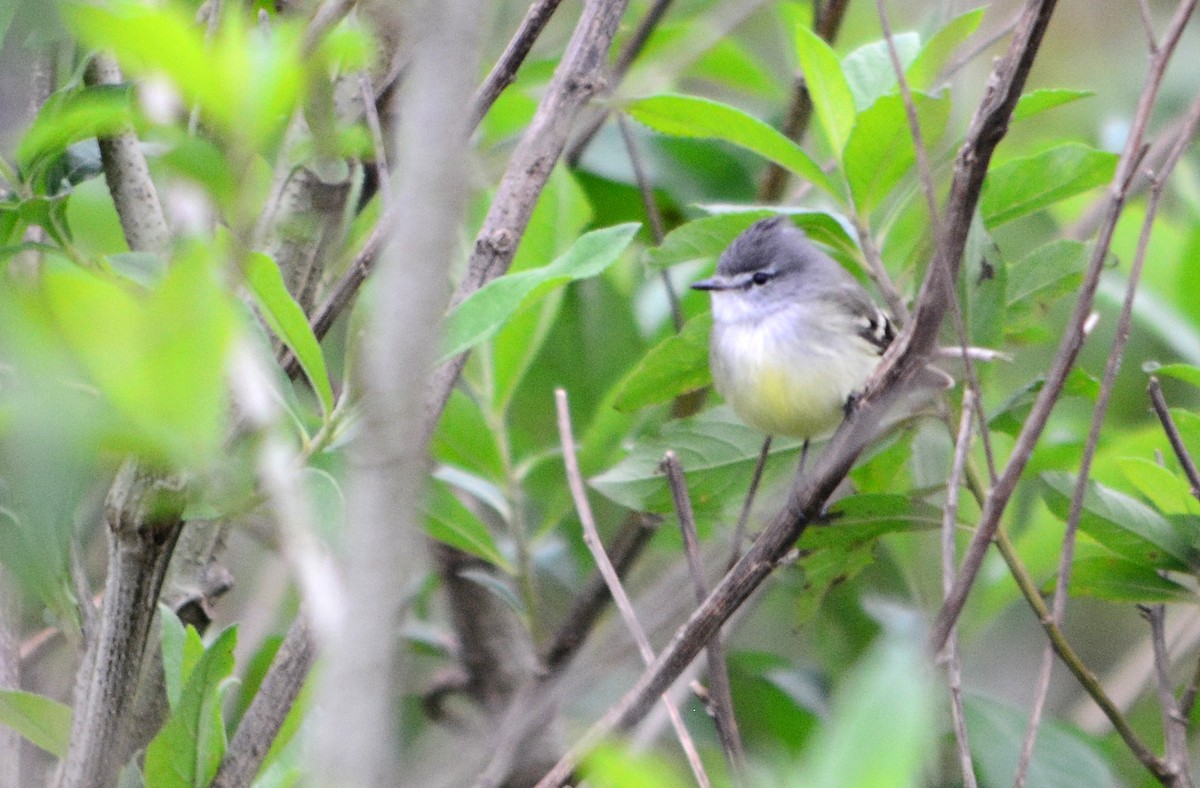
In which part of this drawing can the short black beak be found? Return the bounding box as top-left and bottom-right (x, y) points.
(691, 276), (731, 291)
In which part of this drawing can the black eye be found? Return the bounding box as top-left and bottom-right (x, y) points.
(751, 271), (773, 286)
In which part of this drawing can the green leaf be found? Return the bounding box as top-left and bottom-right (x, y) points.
(145, 626), (238, 788)
(1153, 363), (1200, 389)
(798, 619), (936, 787)
(793, 24), (856, 155)
(0, 689), (72, 758)
(613, 313), (711, 412)
(1013, 88), (1095, 121)
(425, 479), (514, 572)
(17, 85), (133, 177)
(843, 91), (951, 213)
(1006, 239), (1086, 309)
(906, 8), (987, 91)
(440, 223), (639, 362)
(1068, 551), (1191, 603)
(961, 212), (1005, 347)
(1119, 457), (1200, 517)
(39, 247), (237, 466)
(841, 33), (920, 110)
(625, 95), (836, 196)
(590, 406), (804, 514)
(160, 604), (187, 710)
(981, 143), (1118, 227)
(801, 494), (944, 550)
(244, 252), (334, 415)
(1041, 471), (1196, 571)
(966, 695), (1120, 788)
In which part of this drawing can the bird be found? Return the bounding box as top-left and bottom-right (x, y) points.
(691, 216), (895, 446)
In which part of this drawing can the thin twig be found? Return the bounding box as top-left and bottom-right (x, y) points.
(929, 0), (1199, 656)
(1018, 74), (1200, 787)
(359, 72), (392, 208)
(662, 452), (746, 783)
(542, 511), (661, 671)
(1178, 649), (1200, 720)
(1140, 605), (1194, 787)
(729, 436), (771, 569)
(1149, 377), (1200, 501)
(469, 0), (569, 131)
(941, 392), (977, 788)
(990, 530), (1171, 781)
(1137, 0), (1159, 54)
(616, 112), (685, 333)
(555, 391), (711, 788)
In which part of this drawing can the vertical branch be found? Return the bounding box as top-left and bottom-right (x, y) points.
(1141, 605), (1193, 787)
(662, 452), (746, 784)
(62, 53), (181, 788)
(311, 0), (483, 782)
(0, 572), (20, 788)
(941, 393), (977, 788)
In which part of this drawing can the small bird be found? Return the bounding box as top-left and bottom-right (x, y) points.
(691, 216), (894, 442)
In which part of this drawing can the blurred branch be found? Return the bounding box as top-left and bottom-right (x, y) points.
(61, 54), (181, 788)
(535, 1), (1062, 783)
(757, 0), (851, 202)
(311, 0), (482, 782)
(929, 0), (1198, 656)
(470, 0), (569, 131)
(0, 572), (19, 788)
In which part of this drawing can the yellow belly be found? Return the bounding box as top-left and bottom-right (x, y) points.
(711, 319), (879, 439)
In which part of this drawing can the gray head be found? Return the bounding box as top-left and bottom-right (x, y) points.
(691, 216), (851, 321)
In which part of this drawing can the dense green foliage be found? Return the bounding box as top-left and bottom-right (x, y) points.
(2, 1), (1200, 785)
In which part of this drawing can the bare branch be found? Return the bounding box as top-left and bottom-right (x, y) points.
(470, 0), (569, 131)
(1141, 605), (1193, 787)
(730, 436), (771, 568)
(213, 616), (315, 787)
(663, 451), (746, 783)
(556, 392), (711, 788)
(1149, 377), (1200, 501)
(929, 0), (1198, 655)
(543, 511), (661, 671)
(941, 392), (976, 788)
(425, 0), (630, 443)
